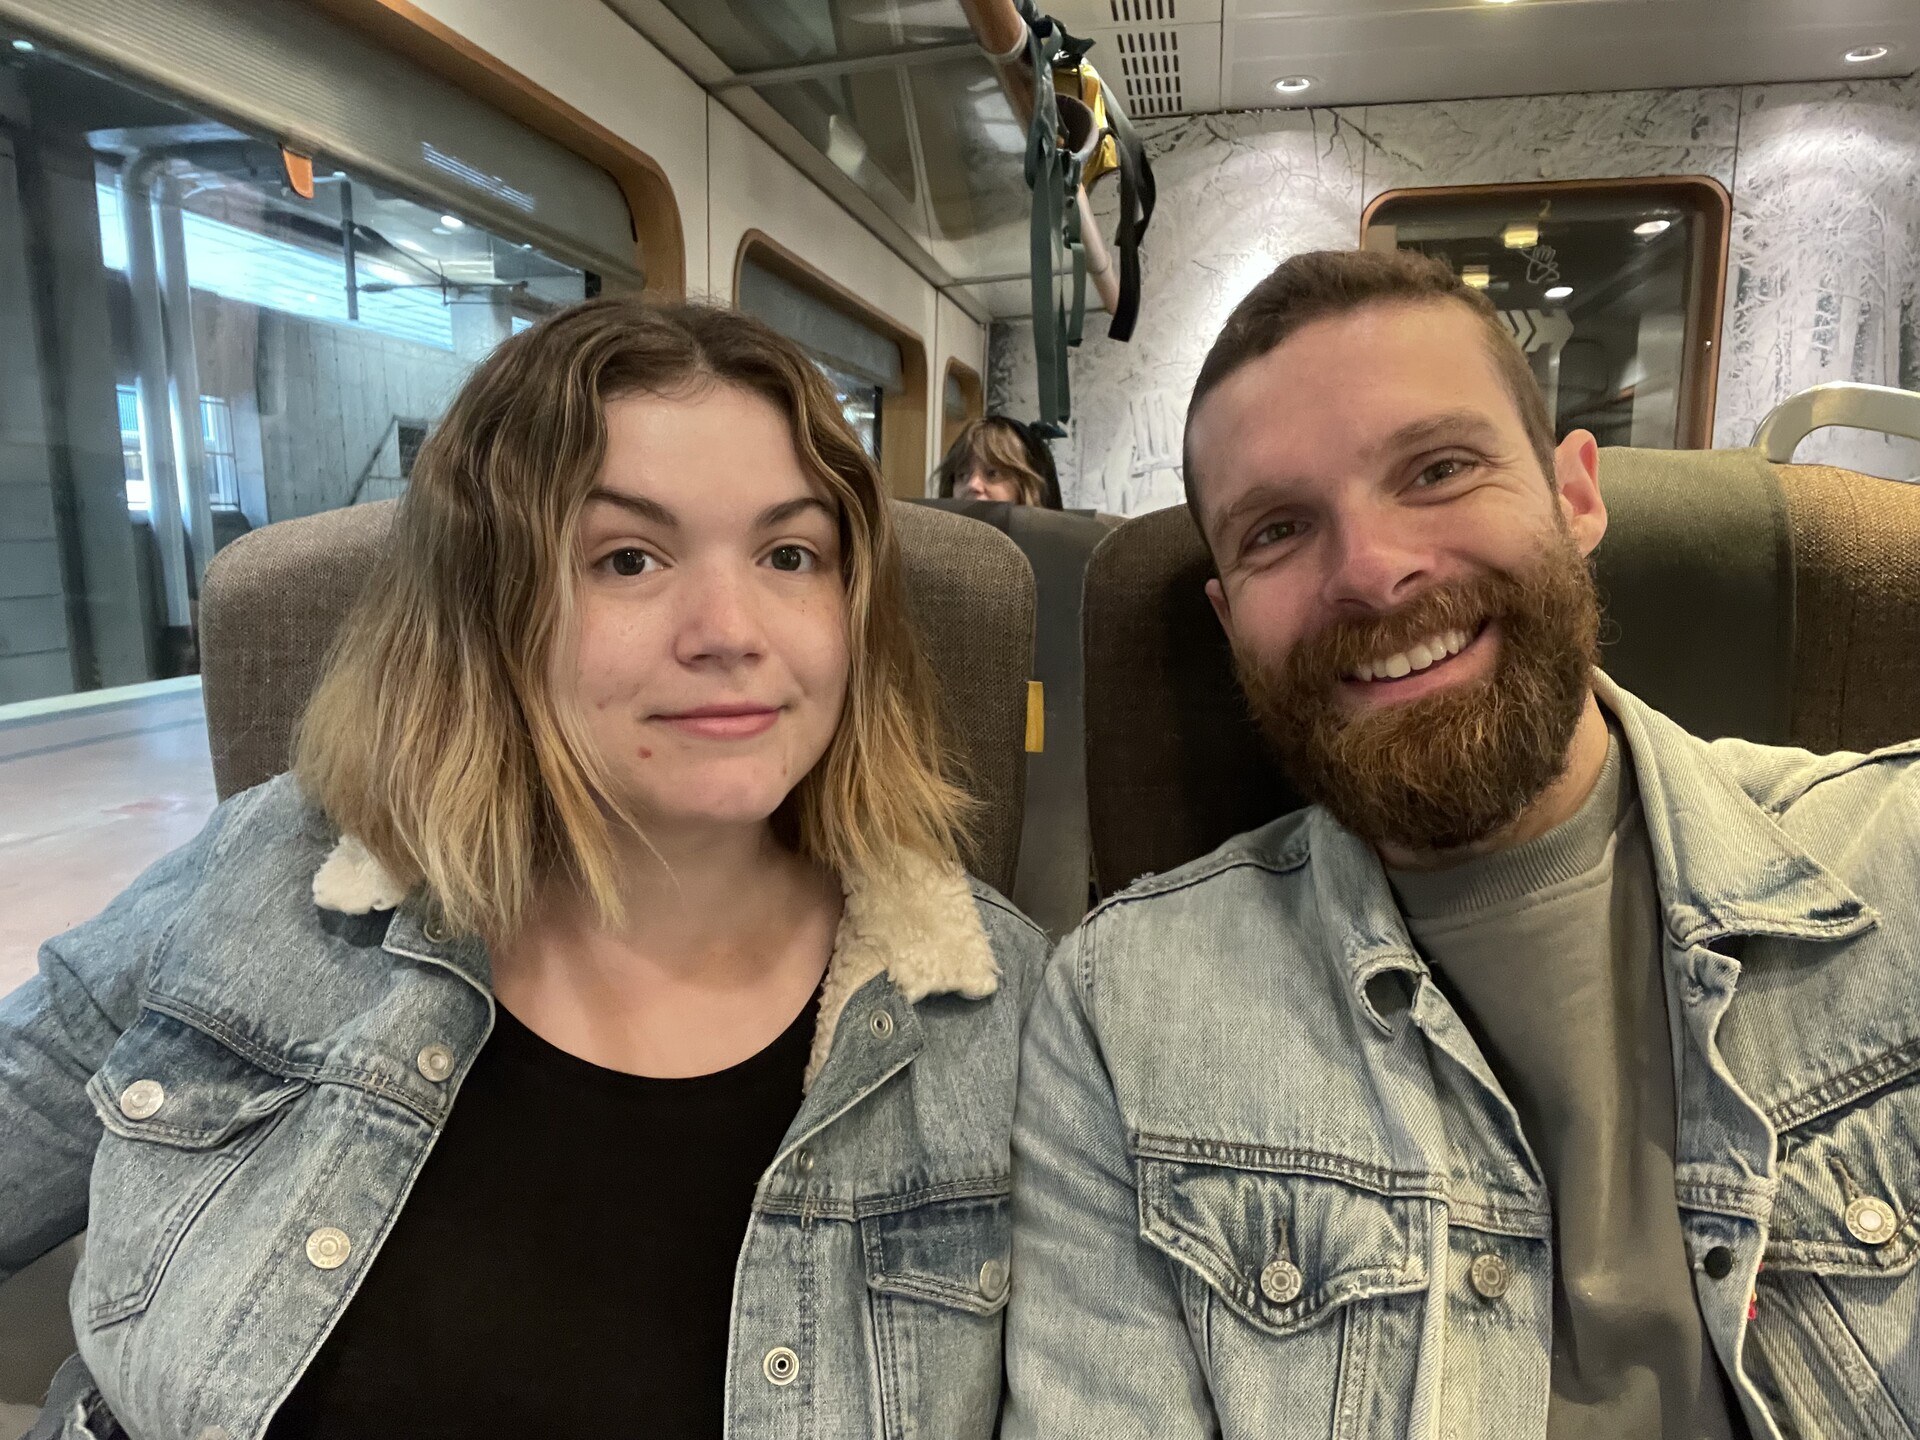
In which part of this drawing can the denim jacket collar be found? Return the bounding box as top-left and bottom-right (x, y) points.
(308, 832), (997, 1090)
(1304, 672), (1878, 1035)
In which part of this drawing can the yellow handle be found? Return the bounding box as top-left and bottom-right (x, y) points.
(1025, 681), (1045, 753)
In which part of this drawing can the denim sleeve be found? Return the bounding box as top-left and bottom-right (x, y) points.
(1003, 924), (1217, 1438)
(0, 796), (239, 1284)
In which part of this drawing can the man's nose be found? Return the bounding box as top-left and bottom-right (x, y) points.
(1324, 516), (1433, 613)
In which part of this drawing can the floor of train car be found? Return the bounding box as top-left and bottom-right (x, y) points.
(0, 691), (218, 1001)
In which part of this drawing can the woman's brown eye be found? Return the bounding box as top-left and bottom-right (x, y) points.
(768, 545), (811, 573)
(607, 549), (648, 576)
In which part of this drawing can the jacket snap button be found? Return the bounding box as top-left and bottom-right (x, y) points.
(1259, 1259), (1303, 1304)
(422, 915), (453, 944)
(979, 1258), (1010, 1300)
(416, 1044), (455, 1083)
(763, 1345), (800, 1386)
(305, 1227), (352, 1270)
(1468, 1251), (1510, 1299)
(1846, 1196), (1897, 1246)
(869, 1010), (894, 1040)
(793, 1148), (815, 1174)
(1701, 1245), (1735, 1280)
(118, 1079), (166, 1120)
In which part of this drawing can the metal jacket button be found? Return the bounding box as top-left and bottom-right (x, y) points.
(979, 1259), (1010, 1301)
(118, 1079), (166, 1120)
(306, 1227), (352, 1270)
(763, 1346), (799, 1386)
(416, 1043), (455, 1083)
(1259, 1259), (1303, 1304)
(869, 1010), (894, 1040)
(1846, 1196), (1897, 1246)
(1468, 1251), (1510, 1299)
(1702, 1245), (1735, 1280)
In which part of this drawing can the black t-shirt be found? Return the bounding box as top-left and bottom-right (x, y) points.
(267, 996), (813, 1440)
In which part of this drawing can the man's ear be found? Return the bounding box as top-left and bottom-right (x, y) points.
(1206, 575), (1231, 634)
(1553, 429), (1607, 557)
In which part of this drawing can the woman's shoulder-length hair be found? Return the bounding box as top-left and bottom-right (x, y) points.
(932, 415), (1063, 509)
(295, 296), (969, 941)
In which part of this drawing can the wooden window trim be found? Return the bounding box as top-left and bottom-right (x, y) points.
(942, 359), (984, 454)
(311, 0), (685, 296)
(733, 230), (929, 500)
(1360, 175), (1731, 449)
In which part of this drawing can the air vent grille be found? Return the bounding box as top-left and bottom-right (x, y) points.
(1110, 0), (1176, 20)
(1114, 29), (1182, 116)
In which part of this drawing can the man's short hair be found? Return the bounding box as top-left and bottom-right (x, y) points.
(1181, 248), (1559, 513)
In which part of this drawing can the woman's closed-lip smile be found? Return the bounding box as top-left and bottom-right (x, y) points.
(655, 704), (782, 739)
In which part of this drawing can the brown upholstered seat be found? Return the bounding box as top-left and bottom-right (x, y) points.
(1082, 448), (1920, 897)
(199, 499), (1036, 897)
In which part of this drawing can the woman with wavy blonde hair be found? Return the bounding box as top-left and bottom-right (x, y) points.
(2, 299), (1046, 1440)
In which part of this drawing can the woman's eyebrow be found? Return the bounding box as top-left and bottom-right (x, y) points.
(586, 488), (676, 527)
(756, 497), (835, 528)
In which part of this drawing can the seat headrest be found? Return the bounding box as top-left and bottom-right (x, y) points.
(1081, 446), (1801, 896)
(200, 499), (1034, 896)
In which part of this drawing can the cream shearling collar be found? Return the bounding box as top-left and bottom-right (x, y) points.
(312, 836), (998, 1089)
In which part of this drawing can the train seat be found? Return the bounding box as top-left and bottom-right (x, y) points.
(915, 499), (1122, 939)
(1081, 447), (1920, 897)
(0, 498), (1035, 1430)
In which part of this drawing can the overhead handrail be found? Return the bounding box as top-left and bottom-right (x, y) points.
(1753, 381), (1920, 462)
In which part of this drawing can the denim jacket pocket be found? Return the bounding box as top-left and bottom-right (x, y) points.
(1137, 1156), (1430, 1337)
(1750, 1069), (1920, 1440)
(81, 1006), (308, 1327)
(861, 1189), (1011, 1437)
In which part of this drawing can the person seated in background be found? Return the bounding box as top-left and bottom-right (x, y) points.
(934, 414), (1064, 508)
(1005, 247), (1920, 1439)
(0, 298), (1045, 1440)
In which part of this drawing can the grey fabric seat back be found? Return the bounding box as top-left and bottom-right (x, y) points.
(916, 500), (1119, 936)
(1082, 447), (1920, 897)
(200, 499), (1035, 896)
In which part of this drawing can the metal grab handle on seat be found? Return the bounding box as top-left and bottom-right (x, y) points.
(1753, 382), (1920, 461)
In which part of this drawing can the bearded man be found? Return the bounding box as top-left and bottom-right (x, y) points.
(1003, 248), (1920, 1440)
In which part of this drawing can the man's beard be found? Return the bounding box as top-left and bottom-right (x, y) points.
(1235, 527), (1600, 855)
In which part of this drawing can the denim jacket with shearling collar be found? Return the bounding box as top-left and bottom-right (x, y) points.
(1006, 674), (1920, 1440)
(0, 773), (1047, 1440)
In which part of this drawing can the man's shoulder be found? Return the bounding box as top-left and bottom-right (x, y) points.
(1079, 809), (1318, 931)
(1704, 732), (1920, 821)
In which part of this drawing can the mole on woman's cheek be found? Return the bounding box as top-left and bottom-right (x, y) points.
(637, 747), (653, 759)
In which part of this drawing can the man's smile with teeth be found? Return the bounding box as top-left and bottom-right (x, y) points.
(1346, 625), (1479, 683)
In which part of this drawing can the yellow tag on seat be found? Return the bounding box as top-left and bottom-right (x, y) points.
(1025, 681), (1045, 753)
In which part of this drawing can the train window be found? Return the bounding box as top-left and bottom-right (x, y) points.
(944, 359), (984, 453)
(0, 37), (596, 705)
(735, 233), (929, 496)
(1362, 178), (1731, 449)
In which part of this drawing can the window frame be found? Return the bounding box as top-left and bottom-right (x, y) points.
(1359, 175), (1732, 450)
(732, 229), (930, 499)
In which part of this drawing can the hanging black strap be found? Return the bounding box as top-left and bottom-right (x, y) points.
(1020, 5), (1069, 434)
(1100, 80), (1155, 342)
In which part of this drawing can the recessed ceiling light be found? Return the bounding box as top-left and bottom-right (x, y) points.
(10, 38), (34, 51)
(1844, 44), (1890, 63)
(1462, 265), (1492, 289)
(1633, 219), (1672, 237)
(432, 226), (452, 235)
(1273, 76), (1313, 94)
(1481, 0), (1524, 6)
(1544, 284), (1573, 300)
(438, 213), (465, 230)
(396, 237), (427, 253)
(1501, 223), (1539, 250)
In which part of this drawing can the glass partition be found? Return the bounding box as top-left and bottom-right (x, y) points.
(0, 37), (591, 705)
(1362, 178), (1730, 450)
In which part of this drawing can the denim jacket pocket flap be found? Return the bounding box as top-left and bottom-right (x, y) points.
(1137, 1158), (1428, 1337)
(1766, 1076), (1919, 1277)
(87, 1007), (308, 1149)
(862, 1190), (1013, 1317)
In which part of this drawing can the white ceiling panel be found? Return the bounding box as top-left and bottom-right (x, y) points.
(1222, 0), (1917, 110)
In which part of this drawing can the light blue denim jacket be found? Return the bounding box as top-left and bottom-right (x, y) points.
(0, 774), (1047, 1440)
(1006, 674), (1920, 1440)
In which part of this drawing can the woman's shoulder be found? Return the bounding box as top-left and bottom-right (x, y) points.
(962, 876), (1053, 1007)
